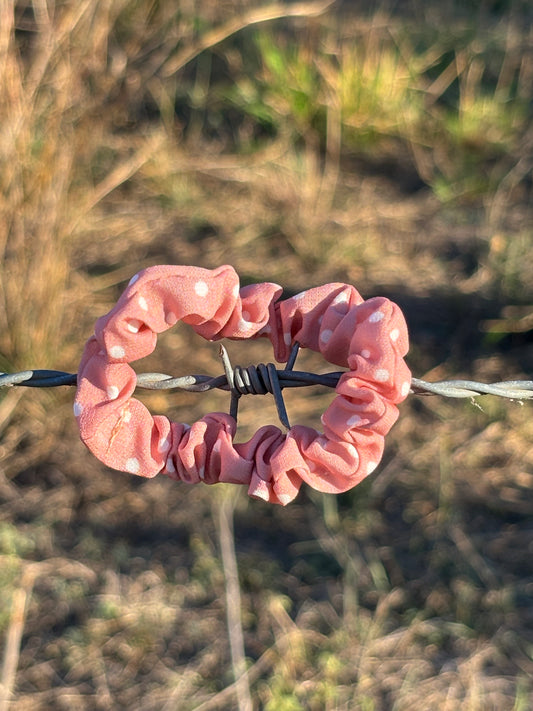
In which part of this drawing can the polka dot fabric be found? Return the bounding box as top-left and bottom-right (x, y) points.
(75, 265), (410, 505)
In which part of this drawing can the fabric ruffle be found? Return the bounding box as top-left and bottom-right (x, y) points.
(75, 265), (410, 505)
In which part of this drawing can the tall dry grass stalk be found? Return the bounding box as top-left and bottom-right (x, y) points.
(0, 0), (163, 372)
(2, 1), (77, 365)
(216, 488), (253, 711)
(0, 0), (119, 367)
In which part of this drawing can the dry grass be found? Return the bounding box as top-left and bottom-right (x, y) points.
(0, 1), (532, 709)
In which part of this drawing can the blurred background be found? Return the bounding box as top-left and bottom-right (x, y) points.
(0, 0), (532, 709)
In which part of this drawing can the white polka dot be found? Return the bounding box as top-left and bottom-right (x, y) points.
(401, 381), (411, 397)
(375, 369), (390, 382)
(107, 385), (119, 400)
(213, 440), (222, 453)
(278, 494), (292, 506)
(123, 409), (132, 423)
(126, 458), (140, 474)
(73, 402), (83, 417)
(346, 414), (361, 427)
(238, 318), (254, 331)
(369, 310), (384, 323)
(333, 291), (349, 304)
(158, 434), (171, 453)
(242, 310), (251, 321)
(361, 349), (371, 359)
(194, 280), (209, 297)
(390, 328), (400, 342)
(128, 273), (139, 286)
(198, 465), (205, 480)
(253, 487), (270, 502)
(318, 315), (323, 325)
(138, 296), (148, 311)
(320, 329), (333, 344)
(127, 319), (142, 333)
(109, 345), (125, 359)
(166, 311), (177, 326)
(166, 457), (176, 474)
(284, 332), (292, 345)
(367, 461), (378, 475)
(261, 324), (272, 335)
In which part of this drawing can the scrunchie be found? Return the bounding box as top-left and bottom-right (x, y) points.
(75, 265), (410, 505)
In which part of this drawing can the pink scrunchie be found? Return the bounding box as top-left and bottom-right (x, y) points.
(75, 265), (410, 505)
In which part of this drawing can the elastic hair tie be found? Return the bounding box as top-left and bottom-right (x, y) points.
(75, 265), (410, 505)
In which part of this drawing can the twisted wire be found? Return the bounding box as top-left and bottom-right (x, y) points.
(410, 377), (533, 400)
(1, 367), (533, 400)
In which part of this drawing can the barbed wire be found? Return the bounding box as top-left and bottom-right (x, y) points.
(1, 343), (532, 401)
(1, 358), (532, 430)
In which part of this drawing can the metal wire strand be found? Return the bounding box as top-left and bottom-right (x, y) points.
(218, 343), (294, 428)
(410, 377), (533, 400)
(2, 357), (533, 403)
(0, 370), (78, 387)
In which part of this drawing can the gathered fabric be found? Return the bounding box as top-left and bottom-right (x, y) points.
(75, 264), (410, 505)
